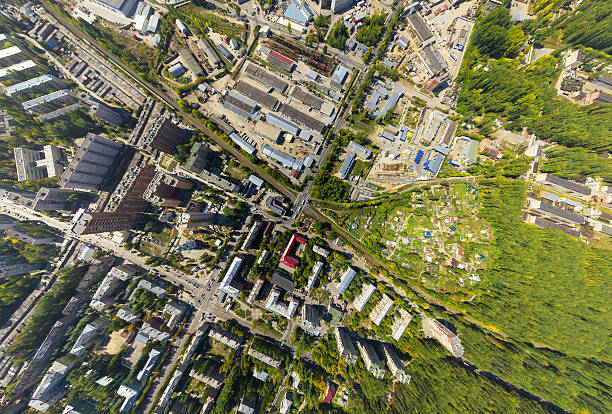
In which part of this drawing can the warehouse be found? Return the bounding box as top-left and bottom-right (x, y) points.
(234, 81), (279, 110)
(279, 103), (326, 134)
(178, 48), (205, 77)
(244, 63), (288, 92)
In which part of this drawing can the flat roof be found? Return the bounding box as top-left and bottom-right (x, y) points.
(235, 80), (279, 109)
(244, 63), (288, 91)
(279, 103), (326, 133)
(544, 174), (591, 195)
(266, 113), (299, 135)
(536, 202), (585, 224)
(0, 59), (36, 78)
(407, 12), (433, 42)
(291, 87), (324, 110)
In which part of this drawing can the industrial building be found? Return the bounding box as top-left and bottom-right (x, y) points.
(267, 50), (296, 72)
(331, 65), (349, 90)
(284, 0), (314, 26)
(540, 173), (591, 196)
(197, 38), (222, 68)
(338, 153), (356, 180)
(407, 11), (434, 44)
(347, 140), (372, 159)
(78, 0), (139, 24)
(178, 48), (205, 77)
(59, 134), (122, 191)
(234, 81), (280, 110)
(244, 63), (288, 92)
(531, 200), (586, 225)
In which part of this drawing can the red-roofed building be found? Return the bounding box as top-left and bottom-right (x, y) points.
(323, 382), (337, 404)
(280, 233), (307, 270)
(267, 50), (296, 72)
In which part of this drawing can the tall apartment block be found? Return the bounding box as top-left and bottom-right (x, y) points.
(14, 145), (67, 181)
(59, 134), (123, 191)
(143, 172), (194, 207)
(335, 327), (358, 364)
(145, 117), (189, 155)
(116, 164), (157, 212)
(72, 209), (139, 235)
(356, 339), (385, 379)
(422, 317), (464, 357)
(380, 343), (411, 384)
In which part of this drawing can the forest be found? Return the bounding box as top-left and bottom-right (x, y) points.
(327, 20), (349, 50)
(356, 13), (387, 47)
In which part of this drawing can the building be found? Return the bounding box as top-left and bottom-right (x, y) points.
(177, 212), (222, 228)
(114, 163), (157, 213)
(178, 48), (205, 77)
(14, 145), (67, 181)
(89, 101), (129, 126)
(331, 0), (353, 14)
(238, 397), (255, 414)
(247, 347), (282, 368)
(197, 38), (222, 68)
(208, 325), (243, 349)
(422, 318), (464, 357)
(337, 266), (357, 294)
(353, 283), (375, 312)
(158, 370), (183, 409)
(391, 309), (412, 341)
(244, 63), (288, 92)
(89, 265), (135, 311)
(370, 294), (393, 326)
(184, 142), (211, 173)
(0, 262), (42, 278)
(117, 384), (138, 412)
(247, 277), (265, 304)
(137, 349), (161, 382)
(145, 117), (190, 155)
(338, 153), (355, 180)
(137, 278), (166, 298)
(136, 322), (170, 344)
(284, 0), (314, 26)
(116, 307), (140, 323)
(335, 327), (358, 364)
(70, 320), (106, 355)
(381, 343), (410, 384)
(280, 233), (307, 270)
(59, 134), (122, 191)
(271, 271), (295, 293)
(267, 50), (296, 72)
(265, 288), (300, 319)
(305, 260), (323, 293)
(72, 210), (139, 235)
(79, 0), (139, 24)
(143, 171), (194, 207)
(163, 301), (187, 329)
(356, 339), (385, 379)
(540, 173), (591, 196)
(331, 65), (349, 90)
(5, 74), (58, 96)
(347, 140), (372, 159)
(243, 220), (265, 250)
(406, 11), (433, 44)
(219, 256), (244, 296)
(301, 304), (321, 336)
(28, 361), (69, 413)
(176, 18), (189, 36)
(531, 200), (585, 225)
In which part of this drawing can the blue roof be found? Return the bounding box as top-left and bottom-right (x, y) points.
(230, 132), (256, 154)
(169, 63), (186, 78)
(284, 0), (314, 26)
(216, 44), (234, 60)
(338, 153), (355, 179)
(432, 145), (450, 155)
(338, 267), (357, 294)
(266, 113), (299, 135)
(262, 144), (296, 168)
(543, 193), (560, 202)
(366, 91), (380, 111)
(424, 152), (444, 175)
(332, 65), (349, 86)
(377, 92), (401, 119)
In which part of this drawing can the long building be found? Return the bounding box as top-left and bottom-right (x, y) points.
(82, 0), (139, 24)
(370, 294), (393, 326)
(219, 256), (243, 296)
(381, 343), (411, 384)
(337, 266), (357, 294)
(178, 48), (205, 77)
(356, 339), (385, 379)
(59, 134), (122, 191)
(422, 318), (464, 357)
(335, 327), (358, 364)
(531, 200), (586, 225)
(197, 38), (222, 68)
(72, 210), (139, 235)
(353, 283), (375, 312)
(541, 173), (591, 196)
